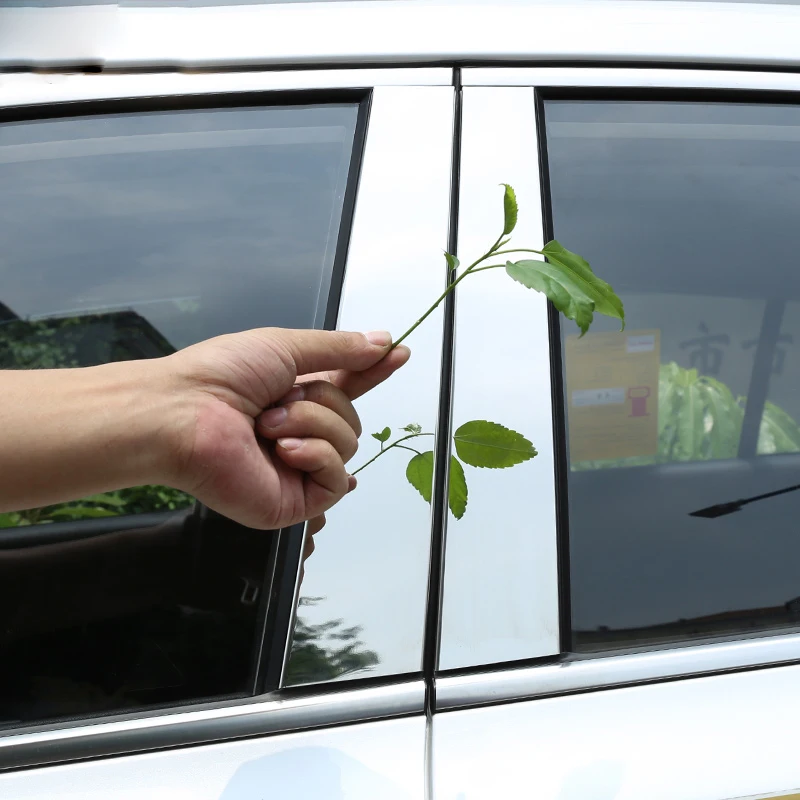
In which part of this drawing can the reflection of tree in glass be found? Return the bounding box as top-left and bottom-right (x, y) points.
(286, 598), (379, 685)
(0, 310), (192, 526)
(573, 361), (800, 471)
(0, 310), (174, 370)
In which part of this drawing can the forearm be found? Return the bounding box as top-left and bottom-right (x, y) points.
(0, 361), (183, 512)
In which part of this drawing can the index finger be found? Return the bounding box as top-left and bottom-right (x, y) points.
(300, 344), (411, 401)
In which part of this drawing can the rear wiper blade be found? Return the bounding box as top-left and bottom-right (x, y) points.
(690, 482), (800, 518)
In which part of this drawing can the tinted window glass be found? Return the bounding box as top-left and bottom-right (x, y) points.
(0, 101), (358, 723)
(545, 101), (800, 650)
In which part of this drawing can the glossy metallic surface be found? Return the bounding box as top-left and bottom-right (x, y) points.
(438, 87), (559, 671)
(437, 631), (800, 710)
(464, 66), (800, 91)
(0, 712), (425, 798)
(4, 1), (800, 70)
(0, 680), (424, 771)
(0, 69), (451, 109)
(434, 663), (800, 799)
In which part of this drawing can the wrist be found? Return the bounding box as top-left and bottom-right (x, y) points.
(0, 359), (191, 512)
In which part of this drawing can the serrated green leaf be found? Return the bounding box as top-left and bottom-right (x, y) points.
(371, 427), (391, 443)
(402, 423), (423, 434)
(503, 239), (625, 337)
(453, 420), (537, 468)
(541, 240), (625, 329)
(444, 252), (460, 273)
(501, 184), (518, 236)
(506, 247), (624, 337)
(405, 450), (468, 519)
(406, 450), (434, 503)
(448, 456), (468, 520)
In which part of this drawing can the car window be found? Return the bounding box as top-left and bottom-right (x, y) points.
(544, 99), (800, 651)
(0, 100), (359, 724)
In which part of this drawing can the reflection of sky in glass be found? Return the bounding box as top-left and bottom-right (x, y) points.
(547, 101), (800, 642)
(0, 104), (357, 348)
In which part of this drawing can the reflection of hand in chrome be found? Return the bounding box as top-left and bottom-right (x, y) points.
(300, 513), (326, 585)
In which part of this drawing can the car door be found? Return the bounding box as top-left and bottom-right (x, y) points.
(0, 65), (455, 798)
(432, 68), (800, 800)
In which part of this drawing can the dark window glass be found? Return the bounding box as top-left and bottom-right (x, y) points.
(545, 100), (800, 651)
(0, 101), (358, 723)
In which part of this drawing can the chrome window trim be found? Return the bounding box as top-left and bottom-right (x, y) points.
(5, 1), (800, 71)
(436, 632), (800, 711)
(438, 86), (560, 671)
(463, 67), (800, 91)
(0, 680), (424, 772)
(0, 69), (452, 109)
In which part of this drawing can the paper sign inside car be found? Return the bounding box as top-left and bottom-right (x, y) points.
(565, 329), (660, 463)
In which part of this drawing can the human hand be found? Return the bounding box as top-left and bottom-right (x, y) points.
(163, 328), (409, 530)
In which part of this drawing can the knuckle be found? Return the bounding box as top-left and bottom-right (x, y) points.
(344, 430), (359, 462)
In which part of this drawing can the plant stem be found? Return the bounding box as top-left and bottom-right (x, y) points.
(351, 432), (433, 475)
(468, 264), (506, 274)
(391, 267), (476, 349)
(390, 240), (511, 349)
(488, 247), (545, 259)
(394, 444), (422, 456)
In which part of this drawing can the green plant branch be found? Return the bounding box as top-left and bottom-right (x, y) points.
(391, 242), (514, 349)
(468, 264), (507, 274)
(390, 268), (474, 349)
(353, 184), (625, 518)
(488, 247), (545, 259)
(394, 444), (423, 456)
(351, 432), (434, 475)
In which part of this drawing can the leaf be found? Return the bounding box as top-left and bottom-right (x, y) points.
(501, 183), (518, 236)
(371, 427), (391, 443)
(700, 377), (743, 460)
(405, 450), (469, 519)
(48, 506), (118, 520)
(448, 456), (468, 520)
(504, 239), (624, 337)
(80, 492), (126, 508)
(444, 252), (460, 273)
(406, 450), (434, 503)
(402, 423), (423, 434)
(506, 249), (623, 337)
(758, 401), (800, 455)
(453, 420), (537, 468)
(541, 241), (625, 329)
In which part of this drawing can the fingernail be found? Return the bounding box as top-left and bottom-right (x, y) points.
(282, 384), (305, 404)
(365, 330), (392, 347)
(347, 475), (358, 493)
(259, 406), (288, 428)
(278, 437), (303, 451)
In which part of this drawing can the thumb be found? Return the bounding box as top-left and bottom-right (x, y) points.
(268, 328), (393, 378)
